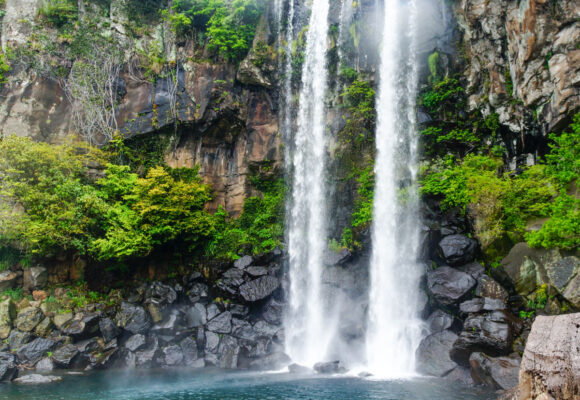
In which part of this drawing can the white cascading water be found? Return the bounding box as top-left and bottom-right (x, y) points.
(284, 0), (332, 367)
(364, 0), (424, 377)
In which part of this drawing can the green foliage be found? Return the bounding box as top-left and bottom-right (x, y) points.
(0, 52), (9, 85)
(421, 114), (580, 251)
(166, 0), (265, 61)
(1, 287), (23, 301)
(339, 79), (376, 148)
(351, 166), (374, 229)
(207, 177), (284, 260)
(427, 51), (440, 83)
(420, 78), (464, 113)
(38, 0), (77, 28)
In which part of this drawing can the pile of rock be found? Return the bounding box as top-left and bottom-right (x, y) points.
(0, 253), (288, 382)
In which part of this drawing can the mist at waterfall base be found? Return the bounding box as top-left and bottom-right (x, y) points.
(1, 370), (496, 400)
(283, 0), (453, 375)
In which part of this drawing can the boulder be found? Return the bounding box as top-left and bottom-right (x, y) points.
(179, 337), (200, 367)
(116, 302), (152, 334)
(416, 330), (459, 376)
(234, 255), (253, 270)
(515, 314), (580, 400)
(53, 313), (73, 329)
(34, 317), (54, 337)
(205, 331), (220, 354)
(0, 271), (18, 291)
(451, 311), (522, 366)
(548, 257), (580, 308)
(60, 312), (100, 339)
(16, 307), (44, 332)
(427, 266), (477, 306)
(438, 235), (477, 266)
(475, 275), (509, 301)
(239, 276), (280, 302)
(245, 266), (269, 277)
(51, 344), (79, 367)
(469, 352), (520, 390)
(0, 299), (16, 339)
(206, 303), (221, 321)
(35, 357), (54, 371)
(23, 267), (47, 291)
(8, 330), (32, 351)
(135, 336), (159, 368)
(144, 282), (177, 307)
(218, 268), (245, 294)
(99, 318), (121, 342)
(228, 304), (249, 318)
(459, 298), (506, 314)
(158, 345), (183, 366)
(13, 374), (62, 384)
(218, 335), (240, 369)
(288, 363), (310, 374)
(426, 310), (454, 333)
(16, 338), (56, 364)
(124, 334), (146, 352)
(262, 299), (284, 325)
(0, 352), (17, 381)
(207, 311), (232, 334)
(457, 262), (485, 278)
(188, 282), (209, 303)
(314, 360), (346, 374)
(236, 59), (271, 88)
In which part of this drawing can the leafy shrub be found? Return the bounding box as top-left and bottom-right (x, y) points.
(420, 78), (464, 113)
(38, 0), (78, 28)
(339, 79), (376, 147)
(0, 52), (9, 84)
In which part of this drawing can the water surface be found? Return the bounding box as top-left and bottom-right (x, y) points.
(0, 369), (496, 400)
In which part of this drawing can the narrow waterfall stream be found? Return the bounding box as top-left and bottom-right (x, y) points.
(284, 0), (333, 367)
(365, 0), (424, 377)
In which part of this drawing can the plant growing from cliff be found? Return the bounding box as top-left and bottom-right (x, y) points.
(339, 78), (376, 149)
(38, 0), (77, 28)
(0, 52), (9, 85)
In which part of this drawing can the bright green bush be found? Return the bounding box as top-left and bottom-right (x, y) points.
(339, 79), (376, 147)
(0, 52), (9, 84)
(38, 0), (78, 28)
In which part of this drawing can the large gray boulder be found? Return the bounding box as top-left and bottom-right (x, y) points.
(0, 299), (16, 339)
(416, 330), (459, 376)
(426, 310), (454, 333)
(451, 311), (522, 366)
(438, 235), (477, 266)
(239, 276), (280, 302)
(0, 352), (17, 381)
(427, 266), (477, 306)
(515, 314), (580, 400)
(16, 338), (56, 364)
(116, 302), (152, 334)
(207, 311), (232, 334)
(469, 352), (520, 390)
(15, 307), (44, 332)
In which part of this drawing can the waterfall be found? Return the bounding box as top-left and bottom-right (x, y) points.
(284, 0), (332, 367)
(364, 0), (424, 377)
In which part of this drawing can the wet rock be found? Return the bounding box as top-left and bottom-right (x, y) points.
(116, 302), (152, 334)
(16, 307), (44, 332)
(145, 282), (177, 307)
(416, 330), (459, 377)
(218, 335), (239, 369)
(206, 303), (221, 321)
(182, 303), (207, 328)
(0, 299), (16, 339)
(475, 275), (509, 301)
(516, 313), (580, 400)
(438, 235), (477, 266)
(426, 310), (454, 333)
(34, 357), (54, 371)
(159, 345), (184, 366)
(0, 271), (18, 291)
(459, 298), (506, 314)
(99, 318), (120, 342)
(53, 313), (73, 329)
(451, 311), (522, 366)
(253, 320), (279, 338)
(547, 257), (580, 308)
(179, 337), (199, 366)
(188, 282), (209, 302)
(207, 311), (232, 334)
(427, 266), (477, 306)
(228, 304), (249, 318)
(125, 334), (146, 352)
(236, 58), (271, 88)
(444, 366), (473, 386)
(147, 303), (163, 324)
(262, 299), (284, 325)
(23, 267), (47, 291)
(8, 330), (32, 351)
(457, 262), (485, 279)
(16, 338), (56, 364)
(91, 348), (118, 369)
(231, 318), (254, 340)
(314, 360), (346, 374)
(34, 318), (54, 337)
(469, 352), (520, 390)
(75, 337), (101, 354)
(218, 268), (245, 294)
(239, 276), (280, 302)
(13, 374), (62, 384)
(245, 266), (269, 277)
(205, 331), (220, 353)
(0, 352), (18, 381)
(51, 344), (79, 367)
(135, 336), (158, 368)
(60, 312), (100, 339)
(234, 255), (253, 270)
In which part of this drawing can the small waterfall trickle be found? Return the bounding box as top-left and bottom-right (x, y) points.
(284, 0), (333, 367)
(364, 0), (424, 377)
